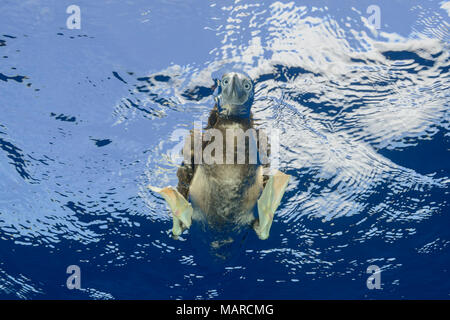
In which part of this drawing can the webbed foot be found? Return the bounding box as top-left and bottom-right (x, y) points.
(254, 170), (290, 240)
(148, 186), (193, 238)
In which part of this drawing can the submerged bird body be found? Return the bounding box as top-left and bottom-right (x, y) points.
(188, 118), (264, 232)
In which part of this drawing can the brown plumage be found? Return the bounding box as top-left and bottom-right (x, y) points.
(176, 104), (270, 229)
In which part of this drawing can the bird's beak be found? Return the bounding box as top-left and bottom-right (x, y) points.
(230, 74), (245, 101)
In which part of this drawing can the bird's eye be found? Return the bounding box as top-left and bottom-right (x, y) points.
(222, 79), (229, 86)
(244, 82), (251, 90)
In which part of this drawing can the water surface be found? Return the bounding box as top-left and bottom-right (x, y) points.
(0, 0), (449, 299)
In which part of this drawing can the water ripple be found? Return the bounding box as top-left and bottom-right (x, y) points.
(0, 0), (448, 299)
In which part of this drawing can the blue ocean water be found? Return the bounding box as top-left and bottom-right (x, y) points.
(0, 0), (449, 299)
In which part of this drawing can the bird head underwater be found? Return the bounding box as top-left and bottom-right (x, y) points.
(149, 71), (290, 260)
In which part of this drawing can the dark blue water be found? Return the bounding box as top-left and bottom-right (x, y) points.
(0, 0), (449, 299)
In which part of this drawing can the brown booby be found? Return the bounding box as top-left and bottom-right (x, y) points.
(149, 72), (290, 242)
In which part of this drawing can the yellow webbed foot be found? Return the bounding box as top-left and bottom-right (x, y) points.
(254, 170), (290, 240)
(148, 185), (193, 238)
